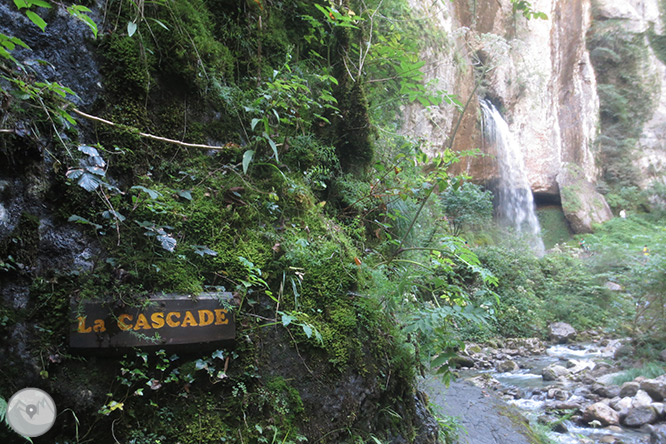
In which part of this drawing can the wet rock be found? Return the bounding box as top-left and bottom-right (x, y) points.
(598, 435), (621, 444)
(583, 402), (620, 426)
(640, 376), (666, 401)
(592, 383), (621, 399)
(649, 424), (666, 443)
(542, 364), (571, 381)
(547, 388), (569, 401)
(548, 322), (577, 343)
(566, 358), (595, 374)
(496, 360), (519, 373)
(622, 405), (658, 427)
(450, 355), (475, 369)
(619, 381), (640, 398)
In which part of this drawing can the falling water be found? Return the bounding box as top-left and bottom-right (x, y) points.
(480, 100), (545, 255)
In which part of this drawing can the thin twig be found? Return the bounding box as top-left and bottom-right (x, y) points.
(71, 108), (232, 151)
(0, 129), (13, 133)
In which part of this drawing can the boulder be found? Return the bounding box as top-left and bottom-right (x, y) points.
(633, 390), (654, 408)
(610, 397), (633, 416)
(496, 360), (519, 373)
(449, 355), (475, 369)
(652, 402), (664, 417)
(542, 364), (571, 381)
(619, 381), (640, 398)
(548, 322), (577, 343)
(557, 164), (613, 233)
(650, 424), (666, 443)
(583, 402), (620, 426)
(622, 405), (658, 427)
(640, 376), (666, 401)
(592, 383), (621, 399)
(660, 349), (666, 362)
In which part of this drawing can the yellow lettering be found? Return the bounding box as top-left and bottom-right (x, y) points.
(214, 309), (229, 325)
(181, 311), (198, 327)
(77, 316), (92, 333)
(118, 314), (133, 331)
(151, 312), (165, 329)
(93, 319), (106, 332)
(166, 312), (181, 327)
(133, 313), (152, 330)
(198, 310), (214, 326)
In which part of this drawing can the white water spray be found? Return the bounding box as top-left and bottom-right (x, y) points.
(480, 100), (545, 255)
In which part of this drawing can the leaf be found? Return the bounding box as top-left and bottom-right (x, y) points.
(242, 150), (254, 174)
(77, 172), (102, 192)
(157, 232), (177, 252)
(264, 133), (279, 162)
(28, 0), (51, 8)
(131, 185), (161, 200)
(149, 17), (169, 31)
(78, 144), (100, 157)
(301, 323), (312, 338)
(281, 313), (294, 327)
(13, 0), (28, 9)
(250, 118), (262, 131)
(127, 21), (138, 37)
(25, 10), (47, 31)
(177, 190), (192, 200)
(0, 396), (6, 423)
(68, 214), (102, 230)
(211, 349), (224, 360)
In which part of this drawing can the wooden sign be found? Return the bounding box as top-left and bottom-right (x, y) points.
(69, 293), (235, 350)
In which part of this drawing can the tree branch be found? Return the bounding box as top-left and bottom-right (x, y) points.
(71, 108), (232, 151)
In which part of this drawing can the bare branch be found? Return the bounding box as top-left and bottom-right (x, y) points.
(72, 108), (232, 151)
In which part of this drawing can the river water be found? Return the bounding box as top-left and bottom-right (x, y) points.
(473, 343), (652, 444)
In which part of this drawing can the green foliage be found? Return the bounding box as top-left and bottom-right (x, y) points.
(511, 0), (548, 20)
(440, 182), (493, 235)
(613, 362), (666, 385)
(588, 19), (658, 190)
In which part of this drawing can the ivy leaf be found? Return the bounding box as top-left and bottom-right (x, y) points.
(211, 349), (224, 360)
(177, 190), (192, 200)
(281, 313), (294, 327)
(127, 21), (138, 37)
(25, 10), (47, 31)
(131, 185), (161, 200)
(156, 230), (177, 252)
(191, 245), (218, 257)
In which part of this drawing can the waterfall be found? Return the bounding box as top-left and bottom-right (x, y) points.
(480, 100), (545, 255)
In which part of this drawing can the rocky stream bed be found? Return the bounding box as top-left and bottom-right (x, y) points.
(422, 324), (666, 444)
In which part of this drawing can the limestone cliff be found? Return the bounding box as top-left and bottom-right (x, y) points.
(402, 0), (624, 232)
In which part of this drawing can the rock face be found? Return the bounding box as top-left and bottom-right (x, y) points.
(548, 322), (577, 343)
(401, 0), (613, 232)
(402, 0), (666, 229)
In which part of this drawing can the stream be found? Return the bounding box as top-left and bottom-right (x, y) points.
(423, 342), (656, 444)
